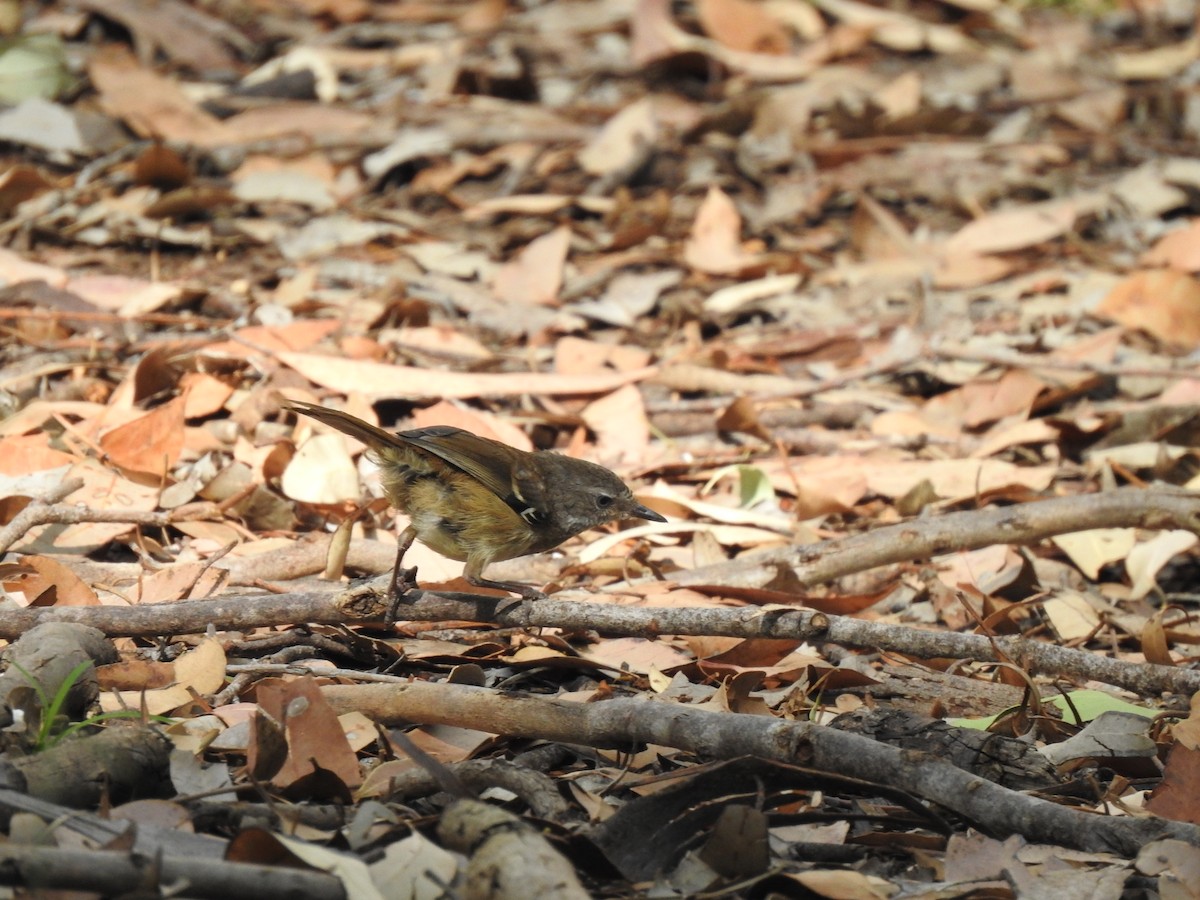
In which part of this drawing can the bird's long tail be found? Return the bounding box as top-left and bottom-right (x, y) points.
(285, 400), (405, 451)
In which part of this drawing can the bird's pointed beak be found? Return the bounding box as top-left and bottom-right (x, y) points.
(629, 502), (667, 523)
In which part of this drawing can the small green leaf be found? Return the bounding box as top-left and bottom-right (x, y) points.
(948, 689), (1155, 730)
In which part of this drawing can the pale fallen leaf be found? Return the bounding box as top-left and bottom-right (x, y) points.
(970, 419), (1059, 460)
(1127, 531), (1199, 600)
(579, 522), (787, 564)
(809, 0), (976, 54)
(1043, 591), (1101, 643)
(1041, 712), (1157, 766)
(578, 98), (658, 176)
(464, 194), (613, 221)
(173, 638), (226, 695)
(278, 352), (656, 400)
(1115, 34), (1200, 81)
(1052, 529), (1137, 580)
(944, 200), (1077, 256)
(566, 267), (681, 328)
(0, 247), (68, 288)
(790, 868), (895, 900)
(281, 432), (361, 504)
(683, 186), (762, 275)
(66, 275), (182, 317)
(704, 273), (802, 315)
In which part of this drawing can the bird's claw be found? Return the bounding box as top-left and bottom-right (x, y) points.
(384, 566), (421, 625)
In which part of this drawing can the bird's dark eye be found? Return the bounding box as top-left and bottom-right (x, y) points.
(596, 494), (614, 508)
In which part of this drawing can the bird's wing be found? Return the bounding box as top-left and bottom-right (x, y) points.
(399, 427), (542, 519)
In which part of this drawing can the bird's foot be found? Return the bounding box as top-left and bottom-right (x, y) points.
(490, 583), (548, 617)
(384, 565), (421, 625)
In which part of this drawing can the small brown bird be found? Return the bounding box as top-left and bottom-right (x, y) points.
(286, 400), (666, 606)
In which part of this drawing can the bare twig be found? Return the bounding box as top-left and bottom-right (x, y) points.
(0, 481), (225, 555)
(0, 843), (344, 900)
(8, 579), (1200, 696)
(671, 485), (1200, 590)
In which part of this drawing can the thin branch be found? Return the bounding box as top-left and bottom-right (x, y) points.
(0, 481), (226, 555)
(0, 843), (345, 900)
(8, 580), (1199, 696)
(322, 681), (1200, 856)
(671, 485), (1200, 589)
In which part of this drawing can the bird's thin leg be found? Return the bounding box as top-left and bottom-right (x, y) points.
(385, 526), (419, 624)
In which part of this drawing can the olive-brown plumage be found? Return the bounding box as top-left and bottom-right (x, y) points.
(286, 401), (665, 605)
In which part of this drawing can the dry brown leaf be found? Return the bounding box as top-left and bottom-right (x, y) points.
(136, 561), (226, 603)
(409, 401), (533, 451)
(683, 186), (762, 275)
(0, 164), (53, 215)
(66, 275), (182, 317)
(1146, 744), (1200, 825)
(180, 373), (235, 420)
(1141, 220), (1200, 272)
(1055, 88), (1127, 133)
(1141, 609), (1175, 667)
(1097, 269), (1200, 347)
(0, 434), (78, 475)
(222, 103), (379, 147)
(957, 370), (1046, 429)
(0, 248), (67, 288)
(933, 252), (1016, 289)
(88, 47), (227, 143)
(576, 637), (694, 675)
(255, 676), (363, 792)
(1, 555), (99, 606)
(99, 395), (187, 477)
(554, 336), (653, 374)
(970, 419), (1059, 460)
(581, 384), (651, 464)
(490, 225), (572, 307)
(944, 200), (1077, 256)
(697, 0), (790, 54)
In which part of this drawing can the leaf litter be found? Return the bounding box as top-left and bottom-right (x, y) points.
(1, 0), (1200, 895)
